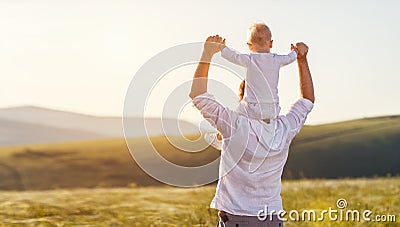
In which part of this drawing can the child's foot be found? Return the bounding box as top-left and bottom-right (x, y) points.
(204, 132), (222, 151)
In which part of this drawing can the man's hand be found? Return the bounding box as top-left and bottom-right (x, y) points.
(203, 35), (225, 56)
(189, 35), (225, 99)
(296, 42), (309, 61)
(295, 42), (314, 103)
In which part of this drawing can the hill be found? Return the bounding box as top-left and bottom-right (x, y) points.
(284, 115), (400, 179)
(0, 106), (199, 146)
(0, 135), (219, 190)
(0, 118), (106, 146)
(0, 115), (399, 190)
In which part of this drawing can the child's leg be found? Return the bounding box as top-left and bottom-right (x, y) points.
(271, 103), (281, 118)
(204, 132), (222, 150)
(237, 101), (267, 119)
(258, 103), (281, 120)
(235, 101), (248, 117)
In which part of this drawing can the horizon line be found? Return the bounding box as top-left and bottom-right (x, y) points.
(1, 104), (398, 126)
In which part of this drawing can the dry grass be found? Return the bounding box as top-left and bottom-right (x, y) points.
(0, 177), (399, 226)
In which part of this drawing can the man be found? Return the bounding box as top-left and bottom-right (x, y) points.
(189, 35), (315, 226)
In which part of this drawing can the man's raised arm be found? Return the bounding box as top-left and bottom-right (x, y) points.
(296, 42), (315, 103)
(283, 43), (315, 138)
(189, 35), (236, 138)
(189, 35), (225, 99)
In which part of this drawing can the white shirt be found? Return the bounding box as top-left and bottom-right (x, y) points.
(192, 92), (313, 216)
(221, 47), (297, 104)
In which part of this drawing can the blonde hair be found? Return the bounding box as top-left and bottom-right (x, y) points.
(248, 22), (272, 45)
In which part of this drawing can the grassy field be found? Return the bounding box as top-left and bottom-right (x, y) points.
(0, 178), (399, 226)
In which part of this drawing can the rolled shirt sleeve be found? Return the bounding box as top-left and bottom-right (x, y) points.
(285, 98), (314, 139)
(192, 92), (238, 138)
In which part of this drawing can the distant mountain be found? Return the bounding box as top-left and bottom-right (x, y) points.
(0, 106), (199, 146)
(0, 115), (399, 190)
(0, 118), (105, 146)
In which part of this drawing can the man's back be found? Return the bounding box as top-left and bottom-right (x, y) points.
(192, 93), (314, 215)
(189, 36), (314, 225)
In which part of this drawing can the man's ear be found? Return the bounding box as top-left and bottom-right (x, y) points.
(269, 40), (273, 48)
(247, 42), (253, 51)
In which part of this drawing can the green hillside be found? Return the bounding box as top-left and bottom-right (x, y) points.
(284, 115), (400, 179)
(0, 115), (399, 190)
(0, 135), (218, 190)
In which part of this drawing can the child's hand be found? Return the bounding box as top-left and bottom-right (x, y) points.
(291, 44), (298, 54)
(219, 38), (226, 51)
(216, 133), (222, 141)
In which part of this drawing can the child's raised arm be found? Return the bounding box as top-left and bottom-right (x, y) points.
(276, 44), (298, 67)
(221, 46), (251, 68)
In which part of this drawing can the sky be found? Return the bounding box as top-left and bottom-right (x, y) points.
(1, 0), (399, 125)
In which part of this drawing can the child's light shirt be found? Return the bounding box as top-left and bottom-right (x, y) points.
(221, 46), (297, 119)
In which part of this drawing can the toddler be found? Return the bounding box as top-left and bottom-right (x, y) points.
(220, 22), (297, 121)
